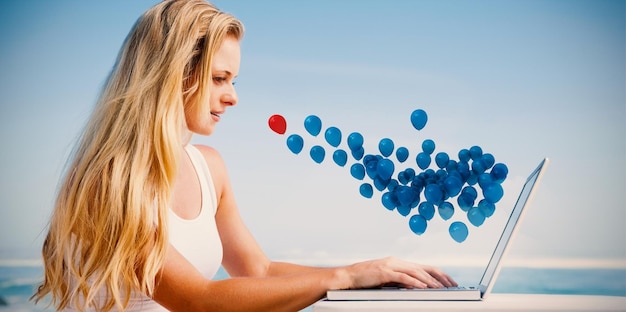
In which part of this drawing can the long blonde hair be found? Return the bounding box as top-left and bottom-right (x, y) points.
(33, 1), (243, 310)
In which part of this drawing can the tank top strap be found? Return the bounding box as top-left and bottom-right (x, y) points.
(184, 144), (219, 216)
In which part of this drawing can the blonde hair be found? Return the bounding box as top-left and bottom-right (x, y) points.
(33, 0), (243, 310)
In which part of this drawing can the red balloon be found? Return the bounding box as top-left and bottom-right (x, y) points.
(268, 114), (287, 134)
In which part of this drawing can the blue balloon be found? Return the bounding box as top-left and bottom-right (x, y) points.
(424, 184), (443, 204)
(324, 126), (342, 147)
(416, 152), (431, 170)
(332, 149), (348, 167)
(309, 145), (325, 163)
(478, 199), (495, 218)
(396, 147), (409, 163)
(378, 138), (395, 157)
(467, 207), (486, 227)
(304, 115), (322, 136)
(350, 163), (366, 180)
(365, 159), (379, 180)
(347, 132), (364, 151)
(422, 139), (435, 154)
(478, 172), (493, 189)
(374, 177), (390, 191)
(381, 192), (397, 210)
(458, 149), (470, 163)
(396, 185), (414, 207)
(469, 145), (483, 160)
(438, 201), (454, 220)
(359, 183), (373, 198)
(286, 134), (304, 154)
(457, 193), (474, 212)
(387, 179), (399, 192)
(461, 186), (478, 199)
(481, 153), (495, 170)
(483, 183), (504, 204)
(449, 221), (469, 243)
(376, 158), (395, 180)
(398, 168), (416, 185)
(471, 159), (486, 174)
(397, 204), (411, 217)
(490, 163), (509, 183)
(443, 175), (463, 197)
(351, 146), (364, 160)
(409, 214), (428, 235)
(410, 109), (428, 131)
(435, 152), (450, 169)
(418, 202), (435, 220)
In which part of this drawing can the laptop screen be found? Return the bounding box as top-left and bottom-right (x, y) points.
(478, 158), (548, 293)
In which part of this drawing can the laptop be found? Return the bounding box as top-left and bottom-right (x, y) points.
(326, 157), (550, 301)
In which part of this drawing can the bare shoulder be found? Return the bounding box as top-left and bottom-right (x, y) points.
(192, 144), (228, 179)
(193, 144), (223, 162)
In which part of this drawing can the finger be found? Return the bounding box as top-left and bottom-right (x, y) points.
(391, 272), (428, 289)
(424, 267), (458, 287)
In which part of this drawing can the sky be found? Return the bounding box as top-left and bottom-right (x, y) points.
(0, 0), (624, 269)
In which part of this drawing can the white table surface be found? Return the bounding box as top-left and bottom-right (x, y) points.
(312, 294), (626, 312)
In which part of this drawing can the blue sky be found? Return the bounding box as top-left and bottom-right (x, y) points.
(0, 0), (624, 268)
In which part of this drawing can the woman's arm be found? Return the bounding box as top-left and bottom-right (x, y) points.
(150, 145), (456, 311)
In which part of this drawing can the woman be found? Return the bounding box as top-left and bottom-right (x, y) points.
(33, 0), (456, 311)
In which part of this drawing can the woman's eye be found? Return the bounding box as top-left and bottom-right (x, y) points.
(213, 77), (226, 83)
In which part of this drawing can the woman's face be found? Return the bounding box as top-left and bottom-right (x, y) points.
(186, 35), (240, 136)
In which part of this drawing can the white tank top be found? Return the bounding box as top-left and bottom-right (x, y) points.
(65, 145), (223, 311)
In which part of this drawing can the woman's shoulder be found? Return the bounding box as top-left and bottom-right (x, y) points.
(191, 144), (227, 173)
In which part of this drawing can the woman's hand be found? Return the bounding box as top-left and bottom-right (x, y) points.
(342, 257), (458, 290)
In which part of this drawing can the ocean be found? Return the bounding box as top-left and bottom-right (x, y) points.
(1, 264), (624, 311)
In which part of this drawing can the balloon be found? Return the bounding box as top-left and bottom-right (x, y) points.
(458, 149), (470, 163)
(422, 139), (435, 154)
(309, 145), (325, 163)
(376, 158), (395, 180)
(483, 182), (504, 204)
(396, 185), (414, 207)
(304, 115), (322, 136)
(351, 146), (364, 161)
(443, 175), (463, 197)
(332, 149), (348, 167)
(286, 134), (304, 154)
(350, 163), (366, 180)
(347, 132), (364, 151)
(324, 126), (342, 147)
(359, 183), (373, 198)
(457, 193), (474, 212)
(418, 202), (435, 220)
(435, 152), (449, 169)
(449, 221), (469, 243)
(387, 179), (399, 192)
(438, 201), (454, 220)
(462, 185), (478, 199)
(409, 214), (428, 235)
(410, 109), (428, 131)
(268, 114), (287, 134)
(424, 184), (443, 204)
(478, 173), (493, 189)
(467, 207), (485, 227)
(471, 159), (486, 174)
(381, 192), (397, 210)
(396, 147), (409, 163)
(490, 163), (509, 183)
(416, 152), (431, 170)
(397, 204), (411, 217)
(469, 145), (483, 160)
(378, 138), (394, 157)
(478, 199), (495, 218)
(481, 153), (495, 170)
(373, 177), (390, 191)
